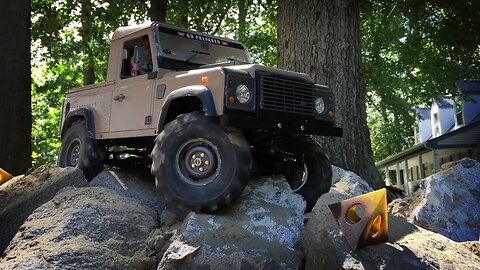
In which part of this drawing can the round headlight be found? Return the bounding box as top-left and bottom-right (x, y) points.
(315, 97), (326, 114)
(236, 84), (251, 104)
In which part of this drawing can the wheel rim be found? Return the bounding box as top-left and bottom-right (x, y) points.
(284, 160), (309, 192)
(176, 138), (221, 185)
(66, 139), (81, 166)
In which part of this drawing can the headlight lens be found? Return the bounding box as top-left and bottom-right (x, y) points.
(236, 84), (251, 104)
(315, 97), (326, 114)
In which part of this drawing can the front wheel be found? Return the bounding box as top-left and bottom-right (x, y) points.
(276, 135), (332, 212)
(151, 112), (251, 212)
(58, 120), (105, 180)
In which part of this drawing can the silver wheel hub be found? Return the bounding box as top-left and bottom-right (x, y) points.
(292, 163), (308, 192)
(67, 140), (81, 167)
(177, 138), (221, 185)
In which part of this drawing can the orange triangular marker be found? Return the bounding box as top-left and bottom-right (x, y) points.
(328, 188), (388, 250)
(0, 168), (13, 185)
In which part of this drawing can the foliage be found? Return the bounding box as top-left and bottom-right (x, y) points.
(361, 0), (480, 161)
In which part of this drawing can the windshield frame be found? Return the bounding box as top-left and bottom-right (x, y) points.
(152, 23), (252, 71)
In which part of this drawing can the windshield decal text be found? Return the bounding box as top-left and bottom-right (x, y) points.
(177, 31), (222, 45)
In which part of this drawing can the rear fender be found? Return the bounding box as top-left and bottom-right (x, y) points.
(61, 107), (95, 139)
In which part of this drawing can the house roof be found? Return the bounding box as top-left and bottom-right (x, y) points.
(426, 118), (480, 149)
(472, 112), (480, 123)
(456, 80), (480, 95)
(433, 98), (454, 108)
(415, 108), (431, 120)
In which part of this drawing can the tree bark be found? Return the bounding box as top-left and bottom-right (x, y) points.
(177, 0), (189, 27)
(278, 0), (383, 188)
(80, 0), (95, 86)
(237, 0), (247, 40)
(150, 0), (167, 22)
(0, 0), (31, 175)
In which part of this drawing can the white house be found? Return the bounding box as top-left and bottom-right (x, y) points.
(376, 80), (480, 194)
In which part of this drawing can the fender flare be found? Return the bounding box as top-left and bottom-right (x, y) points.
(158, 85), (217, 131)
(61, 107), (96, 139)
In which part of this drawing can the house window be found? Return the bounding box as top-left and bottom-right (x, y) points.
(455, 99), (464, 126)
(414, 126), (421, 144)
(433, 113), (440, 137)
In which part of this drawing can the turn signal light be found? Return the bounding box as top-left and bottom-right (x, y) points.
(201, 76), (209, 84)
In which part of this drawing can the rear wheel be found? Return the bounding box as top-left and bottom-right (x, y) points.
(275, 135), (332, 212)
(58, 120), (105, 180)
(151, 112), (251, 212)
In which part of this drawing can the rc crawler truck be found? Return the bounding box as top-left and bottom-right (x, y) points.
(58, 22), (343, 212)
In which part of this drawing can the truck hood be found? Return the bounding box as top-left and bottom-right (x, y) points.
(162, 64), (315, 84)
(223, 64), (314, 83)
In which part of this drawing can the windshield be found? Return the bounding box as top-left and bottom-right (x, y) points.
(156, 25), (251, 70)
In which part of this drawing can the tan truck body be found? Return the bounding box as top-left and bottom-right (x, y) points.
(61, 22), (333, 141)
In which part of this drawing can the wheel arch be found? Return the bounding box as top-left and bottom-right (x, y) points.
(61, 107), (95, 139)
(158, 85), (217, 132)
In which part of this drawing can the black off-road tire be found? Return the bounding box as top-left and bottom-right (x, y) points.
(278, 135), (332, 212)
(58, 120), (105, 180)
(151, 112), (251, 212)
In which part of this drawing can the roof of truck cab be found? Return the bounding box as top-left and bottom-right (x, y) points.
(111, 22), (152, 40)
(111, 22), (243, 45)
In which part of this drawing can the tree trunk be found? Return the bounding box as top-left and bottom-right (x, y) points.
(80, 0), (95, 86)
(150, 0), (167, 22)
(0, 0), (31, 175)
(237, 0), (247, 41)
(278, 0), (383, 188)
(178, 0), (189, 27)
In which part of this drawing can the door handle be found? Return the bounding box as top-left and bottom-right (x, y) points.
(114, 94), (126, 101)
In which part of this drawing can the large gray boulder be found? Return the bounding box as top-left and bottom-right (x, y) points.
(331, 166), (373, 196)
(0, 187), (159, 270)
(389, 158), (480, 242)
(302, 191), (480, 270)
(158, 176), (305, 270)
(0, 166), (88, 254)
(91, 169), (189, 228)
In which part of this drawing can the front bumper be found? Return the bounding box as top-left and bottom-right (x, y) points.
(220, 113), (343, 137)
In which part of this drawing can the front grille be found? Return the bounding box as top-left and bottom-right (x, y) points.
(259, 75), (315, 115)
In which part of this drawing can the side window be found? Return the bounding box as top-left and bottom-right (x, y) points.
(120, 38), (136, 79)
(120, 35), (152, 79)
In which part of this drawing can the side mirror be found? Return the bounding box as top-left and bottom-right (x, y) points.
(133, 46), (145, 64)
